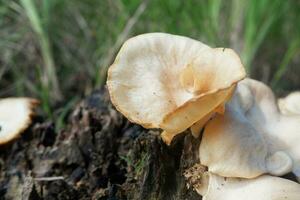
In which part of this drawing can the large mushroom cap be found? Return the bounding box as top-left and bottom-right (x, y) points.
(107, 33), (246, 144)
(200, 78), (300, 179)
(0, 98), (38, 145)
(196, 172), (300, 200)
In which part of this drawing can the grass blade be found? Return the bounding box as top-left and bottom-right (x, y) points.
(271, 39), (300, 88)
(20, 0), (62, 101)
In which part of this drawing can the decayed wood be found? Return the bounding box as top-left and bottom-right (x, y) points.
(0, 89), (202, 200)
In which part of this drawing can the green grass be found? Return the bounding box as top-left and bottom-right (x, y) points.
(120, 151), (149, 178)
(20, 0), (62, 101)
(0, 0), (299, 116)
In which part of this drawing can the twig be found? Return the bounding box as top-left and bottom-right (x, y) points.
(34, 176), (64, 181)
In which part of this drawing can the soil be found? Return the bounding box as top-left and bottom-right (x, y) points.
(0, 89), (201, 200)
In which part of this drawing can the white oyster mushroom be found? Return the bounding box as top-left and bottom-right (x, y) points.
(200, 78), (300, 179)
(278, 92), (300, 115)
(107, 33), (245, 145)
(0, 98), (38, 145)
(195, 172), (300, 200)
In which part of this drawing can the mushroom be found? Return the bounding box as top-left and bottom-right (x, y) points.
(200, 78), (300, 179)
(107, 33), (246, 145)
(0, 98), (38, 145)
(278, 92), (300, 115)
(194, 172), (300, 200)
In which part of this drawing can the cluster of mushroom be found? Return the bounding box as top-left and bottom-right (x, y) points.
(107, 33), (300, 199)
(0, 98), (38, 145)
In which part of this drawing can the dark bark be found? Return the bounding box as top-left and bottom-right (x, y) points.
(0, 89), (201, 200)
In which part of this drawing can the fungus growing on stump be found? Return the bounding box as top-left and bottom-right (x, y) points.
(106, 32), (300, 199)
(0, 98), (38, 145)
(107, 33), (245, 145)
(200, 79), (300, 180)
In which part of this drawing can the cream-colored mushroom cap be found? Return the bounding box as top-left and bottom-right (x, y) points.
(200, 78), (300, 179)
(278, 92), (300, 115)
(0, 98), (38, 144)
(196, 172), (300, 200)
(107, 33), (246, 144)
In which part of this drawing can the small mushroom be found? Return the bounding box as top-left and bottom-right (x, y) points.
(200, 78), (300, 179)
(194, 172), (300, 200)
(0, 98), (38, 145)
(278, 91), (300, 115)
(107, 33), (245, 145)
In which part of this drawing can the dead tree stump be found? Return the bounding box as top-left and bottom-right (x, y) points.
(0, 89), (201, 200)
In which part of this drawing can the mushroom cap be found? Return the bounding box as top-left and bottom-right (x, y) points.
(107, 33), (245, 144)
(196, 172), (300, 200)
(200, 78), (300, 179)
(278, 92), (300, 115)
(0, 98), (38, 145)
(199, 103), (270, 178)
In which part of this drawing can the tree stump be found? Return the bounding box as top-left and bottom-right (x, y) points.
(0, 89), (201, 200)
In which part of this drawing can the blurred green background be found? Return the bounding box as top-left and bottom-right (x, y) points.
(0, 0), (300, 120)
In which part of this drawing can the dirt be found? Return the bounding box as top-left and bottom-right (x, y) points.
(0, 89), (201, 200)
